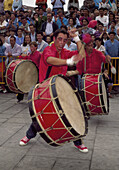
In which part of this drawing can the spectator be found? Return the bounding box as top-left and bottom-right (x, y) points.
(35, 0), (47, 12)
(46, 35), (52, 44)
(0, 33), (9, 48)
(16, 28), (24, 46)
(4, 0), (13, 11)
(7, 28), (16, 44)
(95, 37), (106, 53)
(41, 12), (58, 41)
(115, 27), (119, 41)
(0, 38), (6, 93)
(54, 9), (68, 28)
(64, 35), (77, 51)
(36, 31), (48, 52)
(94, 22), (104, 38)
(5, 36), (22, 61)
(100, 32), (109, 44)
(12, 0), (22, 12)
(95, 7), (109, 27)
(68, 0), (79, 9)
(7, 12), (18, 30)
(65, 5), (75, 19)
(5, 10), (11, 22)
(67, 17), (76, 31)
(70, 11), (80, 27)
(0, 13), (8, 34)
(81, 18), (96, 35)
(82, 0), (95, 13)
(115, 15), (119, 29)
(108, 12), (115, 26)
(0, 0), (4, 13)
(99, 0), (111, 9)
(51, 0), (65, 15)
(94, 8), (100, 18)
(29, 24), (36, 42)
(110, 0), (117, 14)
(108, 20), (117, 34)
(104, 32), (119, 57)
(21, 34), (31, 56)
(79, 8), (92, 25)
(19, 16), (30, 35)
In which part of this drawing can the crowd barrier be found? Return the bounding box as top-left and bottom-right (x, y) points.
(0, 56), (119, 86)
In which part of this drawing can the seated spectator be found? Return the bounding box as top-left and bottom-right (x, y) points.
(108, 12), (115, 26)
(54, 9), (68, 28)
(81, 18), (96, 35)
(115, 27), (119, 41)
(79, 8), (92, 25)
(115, 15), (119, 29)
(82, 0), (95, 13)
(4, 0), (13, 11)
(0, 13), (8, 34)
(19, 16), (30, 35)
(17, 14), (22, 27)
(94, 22), (104, 38)
(16, 28), (24, 46)
(67, 17), (76, 31)
(95, 37), (106, 53)
(100, 32), (109, 44)
(12, 0), (22, 12)
(104, 32), (119, 57)
(41, 12), (58, 41)
(70, 11), (80, 27)
(7, 28), (16, 44)
(7, 12), (18, 30)
(99, 0), (111, 10)
(46, 35), (52, 45)
(29, 24), (36, 42)
(21, 34), (31, 56)
(36, 31), (48, 52)
(65, 5), (75, 19)
(64, 35), (77, 51)
(95, 7), (109, 27)
(5, 36), (22, 62)
(5, 10), (11, 22)
(0, 33), (9, 48)
(94, 8), (100, 18)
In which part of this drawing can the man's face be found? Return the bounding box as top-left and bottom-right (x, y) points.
(109, 34), (115, 41)
(86, 41), (93, 53)
(10, 38), (15, 46)
(30, 26), (35, 33)
(54, 33), (68, 52)
(37, 34), (43, 42)
(99, 10), (104, 16)
(47, 14), (52, 22)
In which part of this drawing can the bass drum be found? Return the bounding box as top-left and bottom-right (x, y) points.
(5, 59), (38, 93)
(28, 75), (88, 146)
(81, 74), (109, 116)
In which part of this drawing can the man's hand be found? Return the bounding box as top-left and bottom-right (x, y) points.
(66, 70), (79, 77)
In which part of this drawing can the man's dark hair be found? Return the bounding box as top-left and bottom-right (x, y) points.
(36, 31), (43, 36)
(10, 36), (16, 41)
(108, 31), (116, 35)
(95, 37), (102, 42)
(53, 29), (69, 38)
(60, 25), (68, 31)
(68, 5), (75, 11)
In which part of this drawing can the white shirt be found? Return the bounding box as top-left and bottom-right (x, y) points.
(96, 15), (109, 27)
(0, 20), (8, 33)
(45, 22), (53, 35)
(51, 0), (65, 8)
(21, 44), (31, 55)
(95, 45), (106, 53)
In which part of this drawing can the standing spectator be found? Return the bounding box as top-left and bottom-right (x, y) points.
(4, 0), (13, 11)
(16, 28), (24, 46)
(0, 0), (4, 13)
(12, 0), (22, 12)
(51, 0), (65, 15)
(99, 0), (111, 9)
(110, 0), (117, 14)
(0, 38), (6, 93)
(54, 9), (68, 28)
(68, 0), (79, 9)
(41, 13), (58, 41)
(36, 31), (48, 52)
(104, 32), (119, 57)
(29, 24), (36, 42)
(35, 0), (47, 12)
(0, 13), (8, 34)
(5, 36), (22, 61)
(95, 7), (109, 27)
(21, 34), (31, 56)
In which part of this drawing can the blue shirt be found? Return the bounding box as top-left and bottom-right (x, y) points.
(104, 39), (119, 57)
(56, 17), (68, 28)
(16, 36), (24, 46)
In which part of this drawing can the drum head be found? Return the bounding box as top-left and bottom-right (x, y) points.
(15, 61), (38, 93)
(55, 77), (85, 136)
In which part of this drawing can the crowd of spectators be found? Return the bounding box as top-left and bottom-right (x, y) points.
(0, 0), (119, 93)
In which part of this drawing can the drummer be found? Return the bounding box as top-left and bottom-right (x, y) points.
(19, 28), (88, 153)
(17, 41), (41, 102)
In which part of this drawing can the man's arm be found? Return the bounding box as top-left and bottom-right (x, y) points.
(47, 57), (67, 65)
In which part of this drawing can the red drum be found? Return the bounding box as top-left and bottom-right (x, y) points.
(81, 74), (109, 116)
(28, 75), (88, 146)
(5, 59), (38, 94)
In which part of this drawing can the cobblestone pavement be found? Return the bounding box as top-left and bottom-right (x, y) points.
(0, 90), (119, 170)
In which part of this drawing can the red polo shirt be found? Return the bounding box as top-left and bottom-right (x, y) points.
(39, 43), (78, 83)
(76, 49), (106, 74)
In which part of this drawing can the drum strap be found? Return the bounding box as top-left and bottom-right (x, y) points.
(45, 66), (52, 80)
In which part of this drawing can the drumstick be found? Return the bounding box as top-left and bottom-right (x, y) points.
(109, 62), (116, 74)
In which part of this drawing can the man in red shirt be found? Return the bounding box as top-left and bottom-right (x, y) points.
(35, 0), (47, 11)
(19, 29), (88, 153)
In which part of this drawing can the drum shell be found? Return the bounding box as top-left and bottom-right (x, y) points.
(28, 75), (88, 146)
(81, 74), (109, 116)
